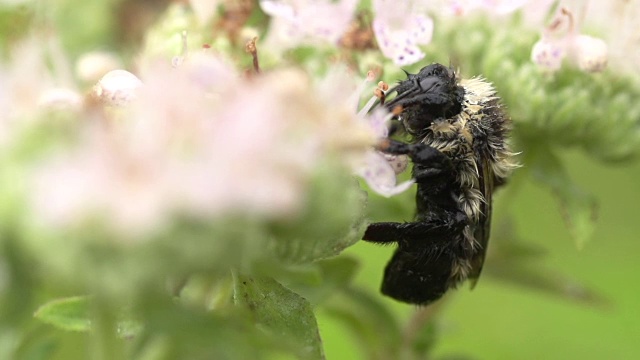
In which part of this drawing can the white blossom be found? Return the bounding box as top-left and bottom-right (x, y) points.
(372, 0), (433, 66)
(259, 0), (358, 49)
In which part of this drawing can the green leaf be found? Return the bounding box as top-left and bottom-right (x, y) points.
(268, 162), (367, 264)
(34, 296), (91, 332)
(528, 147), (597, 248)
(282, 256), (360, 305)
(234, 275), (325, 360)
(485, 260), (609, 308)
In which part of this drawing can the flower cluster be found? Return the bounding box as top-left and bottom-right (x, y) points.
(259, 0), (436, 66)
(259, 0), (359, 49)
(24, 45), (406, 238)
(531, 6), (608, 73)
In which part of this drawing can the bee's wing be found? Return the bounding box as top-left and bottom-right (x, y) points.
(469, 156), (493, 288)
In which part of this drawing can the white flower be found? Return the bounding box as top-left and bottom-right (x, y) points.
(571, 34), (608, 73)
(447, 0), (529, 16)
(260, 0), (358, 49)
(0, 37), (81, 147)
(351, 72), (415, 197)
(531, 7), (608, 73)
(28, 53), (396, 237)
(37, 88), (83, 111)
(530, 38), (566, 72)
(372, 0), (433, 66)
(189, 0), (222, 25)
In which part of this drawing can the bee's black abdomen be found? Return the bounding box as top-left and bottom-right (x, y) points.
(381, 247), (453, 304)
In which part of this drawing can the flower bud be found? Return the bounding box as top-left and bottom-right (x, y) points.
(92, 70), (143, 106)
(572, 35), (608, 73)
(38, 88), (83, 111)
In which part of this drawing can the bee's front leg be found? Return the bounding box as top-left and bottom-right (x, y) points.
(377, 139), (454, 183)
(363, 138), (464, 245)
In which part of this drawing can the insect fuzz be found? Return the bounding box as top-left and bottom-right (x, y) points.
(362, 63), (518, 305)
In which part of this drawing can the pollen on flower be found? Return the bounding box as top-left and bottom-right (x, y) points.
(352, 102), (413, 197)
(374, 88), (384, 100)
(366, 70), (377, 82)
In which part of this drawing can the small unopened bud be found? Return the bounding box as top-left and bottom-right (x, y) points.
(92, 70), (142, 107)
(38, 88), (83, 111)
(572, 35), (608, 73)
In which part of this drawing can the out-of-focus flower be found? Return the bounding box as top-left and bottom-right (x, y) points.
(189, 0), (222, 25)
(531, 6), (608, 73)
(583, 1), (640, 74)
(351, 71), (414, 196)
(37, 88), (83, 111)
(0, 37), (81, 147)
(76, 51), (123, 84)
(447, 0), (529, 16)
(531, 37), (566, 71)
(259, 0), (358, 49)
(372, 0), (433, 66)
(571, 34), (608, 73)
(354, 112), (414, 196)
(29, 53), (396, 238)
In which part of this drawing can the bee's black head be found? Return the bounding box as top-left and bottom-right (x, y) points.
(386, 63), (465, 136)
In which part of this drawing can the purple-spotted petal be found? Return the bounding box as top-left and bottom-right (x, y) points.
(366, 108), (392, 138)
(373, 14), (432, 66)
(531, 38), (566, 71)
(260, 0), (358, 46)
(382, 153), (409, 175)
(357, 151), (414, 197)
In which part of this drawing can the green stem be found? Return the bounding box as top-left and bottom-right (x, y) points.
(90, 301), (125, 360)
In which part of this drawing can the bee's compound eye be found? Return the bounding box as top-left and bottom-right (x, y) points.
(419, 76), (440, 91)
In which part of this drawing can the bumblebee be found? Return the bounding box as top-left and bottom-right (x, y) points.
(363, 63), (518, 305)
